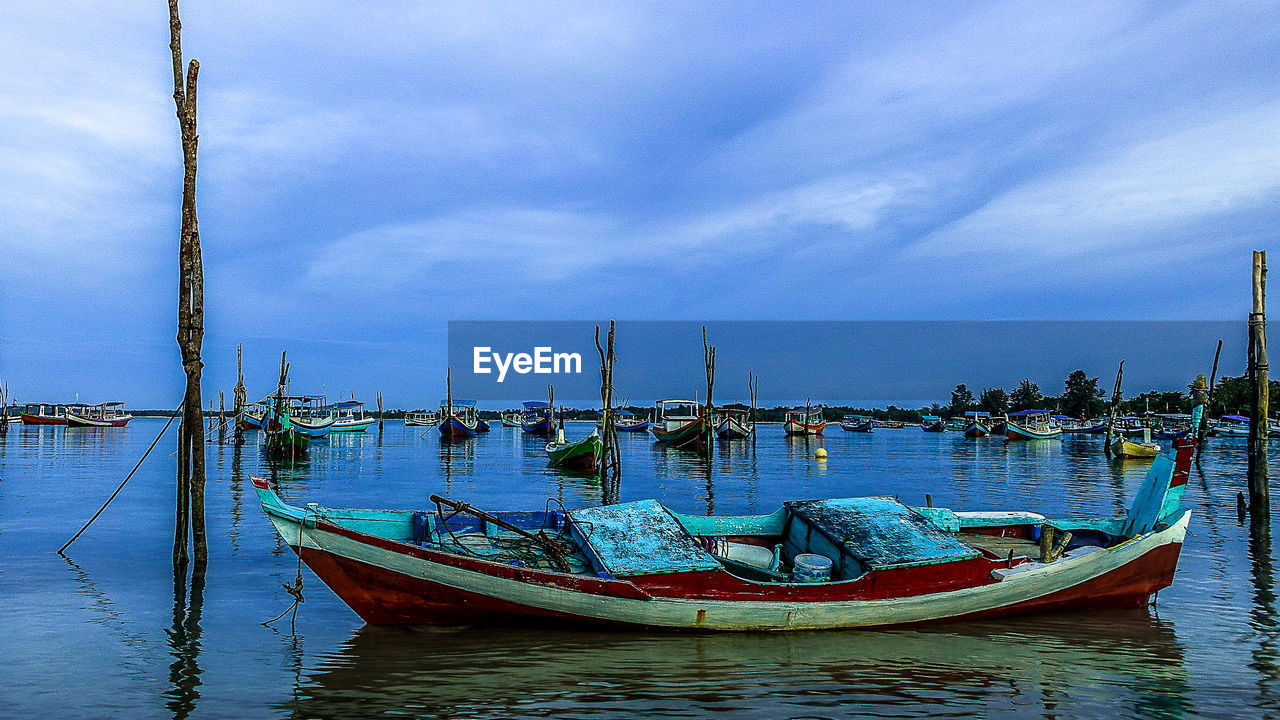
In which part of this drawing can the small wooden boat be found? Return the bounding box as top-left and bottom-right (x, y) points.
(20, 402), (67, 425)
(1110, 416), (1149, 437)
(251, 435), (1197, 630)
(1005, 410), (1062, 441)
(241, 402), (269, 430)
(262, 409), (311, 460)
(839, 415), (874, 433)
(920, 415), (945, 432)
(1150, 413), (1193, 442)
(545, 429), (603, 473)
(500, 411), (523, 428)
(328, 401), (376, 433)
(962, 411), (990, 438)
(613, 411), (651, 432)
(405, 410), (439, 427)
(1216, 415), (1249, 436)
(1061, 418), (1108, 434)
(65, 402), (133, 427)
(1110, 435), (1160, 459)
(783, 406), (825, 436)
(714, 404), (753, 439)
(439, 401), (480, 439)
(520, 401), (555, 435)
(650, 399), (708, 449)
(477, 418), (491, 433)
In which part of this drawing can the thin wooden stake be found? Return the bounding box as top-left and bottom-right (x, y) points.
(1104, 360), (1124, 456)
(1248, 250), (1270, 532)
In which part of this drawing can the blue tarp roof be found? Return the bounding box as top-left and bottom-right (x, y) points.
(1008, 409), (1051, 416)
(569, 500), (720, 577)
(785, 497), (981, 570)
(522, 401), (551, 409)
(1222, 415), (1250, 422)
(439, 399), (476, 407)
(964, 411), (991, 418)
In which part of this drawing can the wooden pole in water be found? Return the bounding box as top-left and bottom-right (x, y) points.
(548, 384), (555, 430)
(218, 391), (225, 442)
(0, 381), (8, 437)
(376, 391), (384, 432)
(595, 321), (620, 498)
(1104, 360), (1124, 456)
(1248, 250), (1270, 531)
(1197, 339), (1223, 446)
(233, 344), (245, 446)
(445, 367), (452, 428)
(703, 326), (715, 447)
(169, 0), (206, 569)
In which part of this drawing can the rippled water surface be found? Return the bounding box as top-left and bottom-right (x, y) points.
(0, 420), (1276, 718)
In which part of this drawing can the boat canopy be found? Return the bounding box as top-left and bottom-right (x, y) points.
(320, 400), (364, 410)
(1008, 409), (1052, 416)
(439, 399), (477, 407)
(964, 411), (991, 418)
(921, 415), (941, 422)
(1221, 414), (1250, 422)
(568, 500), (721, 577)
(785, 497), (981, 571)
(522, 401), (551, 409)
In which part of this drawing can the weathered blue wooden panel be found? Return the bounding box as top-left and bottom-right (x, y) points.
(569, 500), (721, 577)
(785, 497), (980, 570)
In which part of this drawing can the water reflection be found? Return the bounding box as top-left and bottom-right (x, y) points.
(1249, 528), (1279, 712)
(164, 565), (205, 720)
(286, 611), (1189, 720)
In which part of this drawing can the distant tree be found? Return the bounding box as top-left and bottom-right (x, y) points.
(1061, 370), (1104, 418)
(978, 387), (1009, 415)
(948, 384), (977, 415)
(1009, 378), (1043, 412)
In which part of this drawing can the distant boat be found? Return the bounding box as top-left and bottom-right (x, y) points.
(439, 400), (480, 439)
(920, 415), (945, 433)
(289, 396), (336, 438)
(613, 411), (651, 432)
(783, 406), (825, 436)
(250, 435), (1198, 630)
(500, 411), (522, 428)
(714, 404), (753, 439)
(404, 410), (438, 427)
(476, 418), (491, 433)
(1005, 410), (1062, 441)
(1216, 415), (1249, 436)
(1061, 418), (1108, 434)
(65, 402), (133, 428)
(650, 399), (708, 449)
(262, 407), (311, 460)
(21, 402), (66, 425)
(962, 411), (991, 438)
(520, 401), (555, 435)
(1149, 413), (1193, 442)
(839, 415), (874, 433)
(545, 429), (603, 473)
(241, 402), (268, 430)
(328, 401), (376, 433)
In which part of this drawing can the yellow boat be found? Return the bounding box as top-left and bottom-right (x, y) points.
(1110, 436), (1160, 459)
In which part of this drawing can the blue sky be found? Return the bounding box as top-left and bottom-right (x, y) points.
(1, 1), (1277, 407)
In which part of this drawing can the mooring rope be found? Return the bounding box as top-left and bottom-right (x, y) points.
(58, 406), (182, 555)
(263, 503), (308, 629)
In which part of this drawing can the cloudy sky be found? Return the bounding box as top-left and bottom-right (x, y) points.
(1, 1), (1277, 407)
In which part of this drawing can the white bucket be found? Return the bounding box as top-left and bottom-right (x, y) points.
(792, 553), (833, 583)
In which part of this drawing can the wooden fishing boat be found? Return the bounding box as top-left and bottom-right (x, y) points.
(613, 411), (651, 432)
(286, 395), (335, 438)
(1150, 413), (1193, 442)
(439, 401), (480, 439)
(500, 411), (523, 428)
(262, 409), (311, 460)
(1061, 418), (1108, 434)
(714, 404), (753, 439)
(405, 410), (439, 427)
(1110, 416), (1149, 437)
(783, 406), (825, 436)
(839, 415), (874, 432)
(545, 430), (603, 473)
(477, 418), (491, 433)
(251, 435), (1197, 630)
(650, 399), (707, 449)
(328, 401), (376, 433)
(520, 401), (555, 435)
(1216, 415), (1249, 436)
(65, 401), (133, 427)
(20, 402), (67, 425)
(241, 402), (269, 430)
(1110, 436), (1160, 459)
(920, 415), (945, 432)
(1005, 410), (1062, 441)
(989, 417), (1007, 435)
(962, 411), (991, 438)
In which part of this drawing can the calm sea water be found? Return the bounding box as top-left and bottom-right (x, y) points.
(0, 419), (1275, 719)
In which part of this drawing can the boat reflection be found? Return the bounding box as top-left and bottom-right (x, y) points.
(284, 610), (1190, 720)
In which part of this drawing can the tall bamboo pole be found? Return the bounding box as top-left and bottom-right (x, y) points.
(1104, 360), (1124, 456)
(595, 321), (620, 500)
(169, 0), (206, 569)
(1197, 340), (1223, 447)
(1249, 250), (1270, 531)
(233, 344), (245, 446)
(703, 326), (715, 448)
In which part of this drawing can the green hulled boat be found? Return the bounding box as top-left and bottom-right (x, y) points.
(545, 431), (603, 473)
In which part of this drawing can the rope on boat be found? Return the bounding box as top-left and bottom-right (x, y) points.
(58, 406), (181, 555)
(263, 503), (308, 630)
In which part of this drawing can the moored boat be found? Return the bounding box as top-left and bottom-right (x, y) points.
(650, 399), (708, 449)
(405, 409), (439, 427)
(241, 401), (269, 430)
(962, 411), (991, 438)
(1061, 418), (1108, 434)
(262, 408), (311, 460)
(714, 404), (753, 439)
(439, 400), (480, 439)
(21, 402), (67, 425)
(1110, 435), (1161, 459)
(783, 406), (825, 436)
(520, 401), (555, 435)
(328, 401), (376, 433)
(545, 429), (603, 473)
(500, 411), (522, 428)
(920, 415), (945, 432)
(1005, 410), (1062, 441)
(839, 415), (874, 433)
(251, 432), (1198, 630)
(65, 402), (133, 427)
(613, 411), (651, 432)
